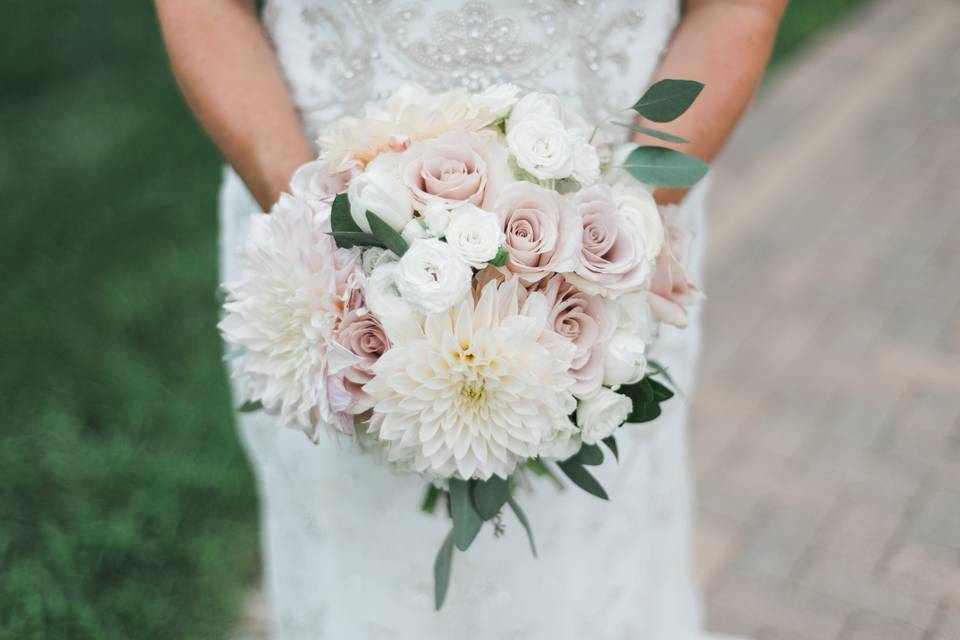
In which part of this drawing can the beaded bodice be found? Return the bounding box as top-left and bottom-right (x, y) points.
(263, 0), (680, 137)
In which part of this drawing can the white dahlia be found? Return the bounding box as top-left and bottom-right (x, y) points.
(219, 194), (363, 438)
(364, 278), (577, 480)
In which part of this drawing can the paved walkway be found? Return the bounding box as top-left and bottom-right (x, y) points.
(692, 0), (960, 638)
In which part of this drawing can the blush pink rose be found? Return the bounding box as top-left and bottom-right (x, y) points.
(336, 309), (391, 413)
(493, 181), (581, 282)
(648, 205), (704, 328)
(400, 130), (511, 211)
(290, 160), (353, 208)
(566, 184), (661, 296)
(531, 274), (612, 396)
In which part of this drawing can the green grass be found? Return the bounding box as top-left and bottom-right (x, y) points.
(0, 1), (870, 638)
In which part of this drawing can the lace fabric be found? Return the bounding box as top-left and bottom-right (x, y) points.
(218, 1), (727, 637)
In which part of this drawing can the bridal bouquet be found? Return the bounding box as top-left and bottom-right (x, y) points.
(220, 80), (707, 608)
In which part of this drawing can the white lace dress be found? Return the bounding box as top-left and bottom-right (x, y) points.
(218, 1), (721, 638)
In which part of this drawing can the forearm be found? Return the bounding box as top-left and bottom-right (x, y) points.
(639, 0), (787, 203)
(155, 0), (314, 210)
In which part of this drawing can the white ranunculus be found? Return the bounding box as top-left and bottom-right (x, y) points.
(506, 116), (577, 181)
(572, 140), (601, 186)
(361, 246), (388, 276)
(444, 204), (505, 268)
(394, 238), (472, 313)
(348, 152), (414, 232)
(611, 183), (664, 265)
(576, 387), (632, 444)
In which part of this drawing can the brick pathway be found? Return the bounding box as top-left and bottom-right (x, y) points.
(692, 0), (960, 638)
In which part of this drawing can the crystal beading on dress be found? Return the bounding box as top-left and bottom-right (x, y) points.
(263, 0), (678, 139)
(218, 1), (724, 638)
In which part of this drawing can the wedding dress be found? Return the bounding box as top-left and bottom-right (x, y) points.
(219, 1), (721, 638)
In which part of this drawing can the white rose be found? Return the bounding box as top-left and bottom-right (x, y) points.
(394, 238), (472, 314)
(400, 203), (451, 244)
(538, 420), (582, 460)
(470, 83), (520, 125)
(604, 332), (649, 387)
(348, 152), (414, 232)
(576, 388), (632, 444)
(572, 141), (601, 186)
(444, 204), (505, 268)
(611, 183), (664, 265)
(506, 116), (577, 181)
(603, 292), (656, 386)
(365, 260), (414, 320)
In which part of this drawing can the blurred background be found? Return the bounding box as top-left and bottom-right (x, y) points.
(1, 1), (956, 639)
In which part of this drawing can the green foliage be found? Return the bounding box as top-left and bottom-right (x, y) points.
(448, 480), (483, 551)
(420, 485), (443, 514)
(471, 476), (510, 520)
(572, 443), (604, 467)
(602, 436), (619, 462)
(623, 146), (709, 189)
(556, 460), (609, 501)
(632, 79), (704, 122)
(237, 400), (263, 413)
(331, 193), (361, 233)
(433, 530), (455, 611)
(365, 211), (409, 257)
(489, 246), (510, 267)
(506, 497), (538, 558)
(613, 122), (689, 144)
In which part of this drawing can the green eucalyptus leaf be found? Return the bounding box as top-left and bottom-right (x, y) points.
(623, 146), (709, 189)
(556, 460), (609, 500)
(572, 443), (604, 466)
(602, 436), (619, 462)
(526, 458), (564, 490)
(329, 231), (383, 250)
(331, 193), (362, 233)
(448, 479), (483, 551)
(366, 211), (409, 257)
(471, 475), (510, 520)
(648, 378), (675, 402)
(647, 359), (680, 394)
(507, 497), (538, 558)
(630, 400), (662, 423)
(612, 122), (689, 144)
(433, 529), (455, 610)
(632, 79), (704, 123)
(237, 400), (263, 413)
(489, 246), (510, 267)
(421, 485), (442, 514)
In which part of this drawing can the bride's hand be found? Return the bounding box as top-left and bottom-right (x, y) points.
(155, 0), (315, 210)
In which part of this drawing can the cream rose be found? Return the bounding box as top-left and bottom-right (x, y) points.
(537, 419), (583, 460)
(400, 130), (511, 211)
(394, 238), (473, 313)
(444, 204), (505, 268)
(648, 205), (705, 328)
(289, 160), (351, 212)
(566, 184), (662, 296)
(494, 181), (581, 281)
(348, 152), (414, 232)
(576, 387), (632, 444)
(532, 274), (612, 396)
